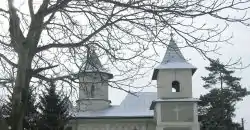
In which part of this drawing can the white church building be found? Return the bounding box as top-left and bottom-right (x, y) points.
(68, 35), (200, 130)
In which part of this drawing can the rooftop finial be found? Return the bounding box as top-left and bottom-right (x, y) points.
(170, 30), (174, 40)
(89, 43), (97, 52)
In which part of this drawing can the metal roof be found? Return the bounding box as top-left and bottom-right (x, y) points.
(84, 50), (103, 71)
(152, 36), (197, 80)
(80, 48), (113, 79)
(72, 92), (157, 118)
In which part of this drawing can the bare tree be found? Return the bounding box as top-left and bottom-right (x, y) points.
(0, 0), (249, 130)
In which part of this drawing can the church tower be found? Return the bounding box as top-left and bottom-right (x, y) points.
(76, 48), (113, 111)
(150, 34), (200, 130)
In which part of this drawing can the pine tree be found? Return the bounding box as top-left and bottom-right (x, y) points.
(1, 87), (38, 130)
(199, 59), (247, 130)
(38, 82), (70, 130)
(0, 105), (8, 130)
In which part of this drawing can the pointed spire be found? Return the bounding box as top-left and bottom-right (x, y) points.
(152, 34), (196, 80)
(161, 34), (185, 64)
(85, 47), (103, 71)
(80, 45), (113, 79)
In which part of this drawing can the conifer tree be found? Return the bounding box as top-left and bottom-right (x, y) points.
(38, 82), (70, 130)
(199, 59), (247, 130)
(0, 105), (8, 130)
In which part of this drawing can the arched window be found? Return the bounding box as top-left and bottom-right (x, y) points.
(172, 81), (180, 92)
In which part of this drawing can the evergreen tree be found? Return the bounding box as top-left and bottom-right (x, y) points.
(38, 82), (70, 130)
(0, 105), (8, 130)
(199, 59), (247, 130)
(2, 87), (38, 130)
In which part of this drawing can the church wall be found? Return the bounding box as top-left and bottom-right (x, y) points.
(160, 102), (194, 122)
(156, 122), (194, 130)
(79, 74), (109, 100)
(77, 99), (110, 111)
(69, 118), (156, 130)
(157, 69), (192, 98)
(154, 101), (199, 130)
(163, 127), (191, 130)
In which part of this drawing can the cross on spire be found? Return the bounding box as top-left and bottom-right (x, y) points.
(170, 31), (174, 38)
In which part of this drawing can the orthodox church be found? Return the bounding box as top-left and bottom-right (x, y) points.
(68, 35), (200, 130)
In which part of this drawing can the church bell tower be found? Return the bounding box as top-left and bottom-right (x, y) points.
(76, 47), (113, 111)
(150, 34), (200, 130)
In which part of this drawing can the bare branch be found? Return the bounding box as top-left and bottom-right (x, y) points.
(8, 0), (25, 52)
(0, 8), (8, 13)
(32, 65), (59, 74)
(0, 53), (17, 67)
(36, 16), (120, 52)
(28, 0), (35, 19)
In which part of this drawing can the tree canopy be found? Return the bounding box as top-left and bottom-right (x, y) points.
(199, 59), (247, 130)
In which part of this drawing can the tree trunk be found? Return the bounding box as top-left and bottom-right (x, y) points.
(0, 118), (8, 130)
(220, 72), (224, 130)
(11, 50), (33, 130)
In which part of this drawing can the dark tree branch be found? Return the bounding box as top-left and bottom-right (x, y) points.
(32, 65), (59, 75)
(8, 0), (25, 53)
(0, 53), (17, 68)
(36, 17), (120, 52)
(28, 0), (35, 19)
(45, 0), (72, 15)
(0, 8), (9, 13)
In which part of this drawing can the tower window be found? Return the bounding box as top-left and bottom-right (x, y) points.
(90, 84), (95, 98)
(172, 81), (180, 92)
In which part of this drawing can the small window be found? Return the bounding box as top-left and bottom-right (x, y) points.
(172, 81), (180, 92)
(90, 84), (95, 98)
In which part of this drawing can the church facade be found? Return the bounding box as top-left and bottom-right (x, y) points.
(68, 35), (200, 130)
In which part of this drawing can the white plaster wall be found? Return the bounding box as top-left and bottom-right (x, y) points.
(157, 69), (193, 98)
(77, 99), (111, 111)
(79, 73), (109, 100)
(77, 73), (111, 111)
(160, 102), (194, 122)
(153, 101), (199, 130)
(69, 119), (156, 130)
(156, 123), (197, 130)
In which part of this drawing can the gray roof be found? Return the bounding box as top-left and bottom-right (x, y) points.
(85, 50), (103, 71)
(73, 92), (157, 119)
(152, 36), (196, 80)
(80, 48), (113, 79)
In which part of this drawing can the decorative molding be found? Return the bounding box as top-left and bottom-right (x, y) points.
(76, 98), (111, 103)
(77, 123), (147, 130)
